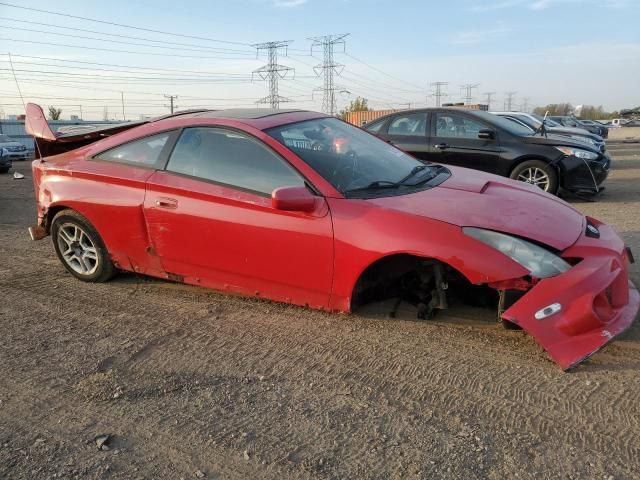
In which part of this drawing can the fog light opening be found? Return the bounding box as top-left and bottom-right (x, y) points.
(535, 303), (562, 320)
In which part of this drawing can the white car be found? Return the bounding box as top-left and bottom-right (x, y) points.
(0, 134), (29, 161)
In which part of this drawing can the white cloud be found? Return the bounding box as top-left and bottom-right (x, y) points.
(449, 27), (509, 45)
(274, 0), (308, 6)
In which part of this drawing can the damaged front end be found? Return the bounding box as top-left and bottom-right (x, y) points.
(352, 220), (638, 370)
(500, 221), (638, 370)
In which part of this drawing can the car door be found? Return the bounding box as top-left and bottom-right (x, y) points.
(143, 126), (334, 309)
(428, 111), (502, 173)
(376, 112), (430, 161)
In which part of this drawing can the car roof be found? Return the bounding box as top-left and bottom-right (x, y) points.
(152, 108), (328, 130)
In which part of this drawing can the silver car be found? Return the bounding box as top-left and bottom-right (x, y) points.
(0, 134), (29, 161)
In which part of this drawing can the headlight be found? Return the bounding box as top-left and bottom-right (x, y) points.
(555, 146), (598, 160)
(463, 227), (570, 278)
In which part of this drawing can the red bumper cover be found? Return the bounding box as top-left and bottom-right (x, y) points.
(502, 222), (639, 370)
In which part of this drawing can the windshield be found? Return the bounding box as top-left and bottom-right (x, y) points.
(266, 118), (444, 196)
(473, 111), (532, 136)
(530, 114), (560, 127)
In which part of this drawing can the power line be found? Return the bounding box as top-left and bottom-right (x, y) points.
(0, 17), (255, 54)
(460, 83), (479, 104)
(164, 95), (178, 114)
(343, 52), (425, 91)
(309, 34), (349, 116)
(483, 92), (496, 110)
(252, 41), (294, 109)
(504, 91), (517, 111)
(430, 82), (448, 107)
(0, 37), (259, 60)
(2, 26), (256, 56)
(0, 1), (254, 47)
(0, 54), (251, 78)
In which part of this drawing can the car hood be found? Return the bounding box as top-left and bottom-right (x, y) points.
(547, 127), (601, 141)
(367, 167), (585, 251)
(519, 132), (601, 152)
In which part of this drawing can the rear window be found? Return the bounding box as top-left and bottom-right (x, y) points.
(94, 132), (171, 167)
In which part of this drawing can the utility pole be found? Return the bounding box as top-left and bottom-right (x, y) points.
(164, 94), (178, 114)
(460, 83), (479, 104)
(430, 82), (448, 107)
(252, 41), (294, 109)
(121, 92), (126, 121)
(504, 91), (517, 111)
(103, 106), (109, 121)
(483, 92), (496, 110)
(309, 33), (349, 116)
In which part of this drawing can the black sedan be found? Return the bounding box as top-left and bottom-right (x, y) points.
(0, 148), (12, 174)
(363, 108), (610, 198)
(549, 116), (609, 139)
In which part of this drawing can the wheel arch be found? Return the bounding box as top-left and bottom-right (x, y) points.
(348, 252), (475, 312)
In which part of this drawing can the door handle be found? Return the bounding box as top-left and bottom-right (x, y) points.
(155, 197), (178, 209)
(434, 143), (449, 150)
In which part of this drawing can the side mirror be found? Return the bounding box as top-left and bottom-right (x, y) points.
(272, 186), (317, 213)
(478, 129), (495, 140)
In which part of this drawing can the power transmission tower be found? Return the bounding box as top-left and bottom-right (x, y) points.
(520, 97), (531, 112)
(460, 83), (479, 104)
(252, 40), (294, 109)
(483, 92), (496, 109)
(103, 106), (109, 121)
(164, 94), (178, 114)
(504, 91), (517, 111)
(430, 82), (448, 107)
(309, 33), (349, 116)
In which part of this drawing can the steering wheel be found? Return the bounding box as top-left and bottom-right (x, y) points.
(332, 152), (360, 191)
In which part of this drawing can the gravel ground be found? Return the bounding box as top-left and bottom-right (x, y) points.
(1, 144), (639, 479)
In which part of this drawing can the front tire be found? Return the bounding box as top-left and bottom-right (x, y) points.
(51, 209), (115, 282)
(510, 160), (558, 194)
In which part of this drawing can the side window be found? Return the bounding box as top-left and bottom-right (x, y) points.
(388, 113), (427, 137)
(435, 113), (485, 139)
(94, 132), (171, 167)
(364, 120), (384, 133)
(166, 127), (305, 195)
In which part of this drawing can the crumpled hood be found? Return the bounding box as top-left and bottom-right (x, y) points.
(368, 166), (585, 251)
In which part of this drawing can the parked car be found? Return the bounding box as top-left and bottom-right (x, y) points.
(492, 112), (606, 152)
(548, 116), (609, 139)
(364, 108), (609, 198)
(0, 147), (12, 173)
(0, 134), (29, 160)
(24, 102), (638, 370)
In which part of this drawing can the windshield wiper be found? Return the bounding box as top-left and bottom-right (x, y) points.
(399, 165), (427, 185)
(344, 180), (402, 194)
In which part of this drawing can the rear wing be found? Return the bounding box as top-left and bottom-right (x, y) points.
(25, 103), (146, 159)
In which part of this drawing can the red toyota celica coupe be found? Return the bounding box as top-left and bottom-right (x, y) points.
(26, 103), (638, 370)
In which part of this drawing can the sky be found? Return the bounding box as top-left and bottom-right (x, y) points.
(0, 0), (638, 120)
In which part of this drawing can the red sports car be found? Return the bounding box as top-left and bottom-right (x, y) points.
(26, 103), (638, 370)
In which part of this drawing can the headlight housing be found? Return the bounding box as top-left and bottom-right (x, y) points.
(463, 227), (570, 278)
(555, 146), (599, 160)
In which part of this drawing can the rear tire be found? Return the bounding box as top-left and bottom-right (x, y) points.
(51, 209), (115, 282)
(510, 160), (558, 194)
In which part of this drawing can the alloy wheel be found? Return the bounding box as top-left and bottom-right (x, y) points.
(517, 167), (550, 191)
(56, 223), (99, 275)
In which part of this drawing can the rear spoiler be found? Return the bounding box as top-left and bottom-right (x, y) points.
(25, 103), (146, 159)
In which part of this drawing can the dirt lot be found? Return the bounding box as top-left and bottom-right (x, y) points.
(1, 144), (639, 480)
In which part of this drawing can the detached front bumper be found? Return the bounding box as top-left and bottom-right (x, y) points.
(502, 222), (639, 370)
(560, 154), (610, 197)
